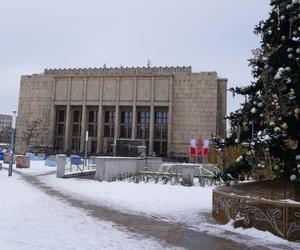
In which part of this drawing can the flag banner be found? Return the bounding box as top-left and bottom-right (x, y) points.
(197, 139), (203, 156)
(203, 139), (209, 156)
(190, 139), (196, 155)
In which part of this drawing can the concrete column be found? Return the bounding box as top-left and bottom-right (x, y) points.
(80, 105), (87, 152)
(96, 105), (103, 154)
(50, 79), (56, 148)
(114, 77), (120, 141)
(149, 77), (155, 155)
(131, 77), (137, 139)
(49, 105), (56, 148)
(167, 76), (173, 156)
(131, 105), (137, 139)
(149, 105), (154, 155)
(97, 77), (104, 154)
(114, 105), (120, 140)
(64, 78), (72, 153)
(56, 154), (66, 178)
(64, 104), (71, 152)
(80, 78), (87, 152)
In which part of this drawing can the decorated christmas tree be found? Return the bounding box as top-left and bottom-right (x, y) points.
(213, 0), (300, 182)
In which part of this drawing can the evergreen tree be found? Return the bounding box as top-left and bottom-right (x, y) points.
(214, 0), (300, 182)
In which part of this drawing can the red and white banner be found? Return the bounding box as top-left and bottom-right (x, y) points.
(190, 139), (209, 156)
(190, 139), (196, 155)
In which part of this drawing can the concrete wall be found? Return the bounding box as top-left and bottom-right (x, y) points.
(171, 72), (221, 156)
(16, 75), (54, 153)
(95, 157), (139, 181)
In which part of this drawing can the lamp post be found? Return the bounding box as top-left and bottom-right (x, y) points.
(8, 111), (16, 177)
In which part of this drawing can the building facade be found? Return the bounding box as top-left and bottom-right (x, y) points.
(16, 66), (227, 156)
(0, 114), (12, 142)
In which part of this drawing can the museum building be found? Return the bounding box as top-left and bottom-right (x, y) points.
(16, 66), (227, 157)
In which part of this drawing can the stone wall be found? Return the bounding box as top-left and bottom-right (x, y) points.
(16, 75), (54, 153)
(171, 72), (221, 156)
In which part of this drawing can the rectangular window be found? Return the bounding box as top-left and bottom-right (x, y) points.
(120, 111), (132, 138)
(153, 110), (168, 156)
(104, 111), (115, 137)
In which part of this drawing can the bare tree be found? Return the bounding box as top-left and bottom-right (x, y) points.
(22, 119), (42, 151)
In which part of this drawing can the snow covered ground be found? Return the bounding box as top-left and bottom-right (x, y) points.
(0, 167), (180, 250)
(6, 160), (300, 249)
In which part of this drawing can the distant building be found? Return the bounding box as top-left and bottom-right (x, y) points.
(0, 114), (12, 142)
(16, 66), (227, 157)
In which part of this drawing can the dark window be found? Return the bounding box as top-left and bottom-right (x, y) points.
(120, 111), (132, 138)
(104, 111), (115, 137)
(71, 109), (82, 153)
(54, 109), (66, 153)
(89, 111), (98, 123)
(137, 111), (150, 139)
(153, 110), (168, 156)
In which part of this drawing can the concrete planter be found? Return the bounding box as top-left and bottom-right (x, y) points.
(212, 180), (300, 241)
(15, 155), (30, 168)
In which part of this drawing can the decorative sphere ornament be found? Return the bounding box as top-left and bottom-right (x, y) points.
(278, 67), (285, 73)
(281, 123), (288, 129)
(251, 107), (257, 114)
(235, 138), (240, 144)
(281, 35), (286, 41)
(290, 175), (297, 181)
(274, 73), (282, 80)
(274, 127), (281, 133)
(296, 48), (300, 54)
(271, 19), (275, 23)
(285, 67), (291, 71)
(268, 30), (272, 35)
(288, 54), (294, 59)
(229, 180), (235, 186)
(260, 114), (264, 117)
(280, 15), (285, 20)
(258, 102), (263, 108)
(269, 121), (275, 126)
(274, 165), (279, 170)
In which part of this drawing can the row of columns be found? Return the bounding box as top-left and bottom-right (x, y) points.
(50, 76), (173, 155)
(59, 104), (160, 155)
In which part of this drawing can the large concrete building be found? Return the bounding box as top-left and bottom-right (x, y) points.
(16, 66), (227, 157)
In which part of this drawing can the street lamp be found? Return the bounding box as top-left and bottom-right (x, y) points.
(8, 111), (16, 177)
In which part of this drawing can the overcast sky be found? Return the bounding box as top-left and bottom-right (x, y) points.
(0, 0), (270, 116)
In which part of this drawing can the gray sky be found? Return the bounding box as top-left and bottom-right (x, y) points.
(0, 0), (270, 116)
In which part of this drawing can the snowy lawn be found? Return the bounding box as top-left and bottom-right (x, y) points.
(41, 175), (213, 225)
(0, 168), (179, 250)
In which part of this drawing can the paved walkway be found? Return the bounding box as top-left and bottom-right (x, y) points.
(14, 170), (295, 250)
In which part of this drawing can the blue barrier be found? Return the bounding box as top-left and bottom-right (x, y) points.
(25, 152), (45, 161)
(71, 156), (83, 166)
(0, 152), (4, 161)
(45, 158), (57, 167)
